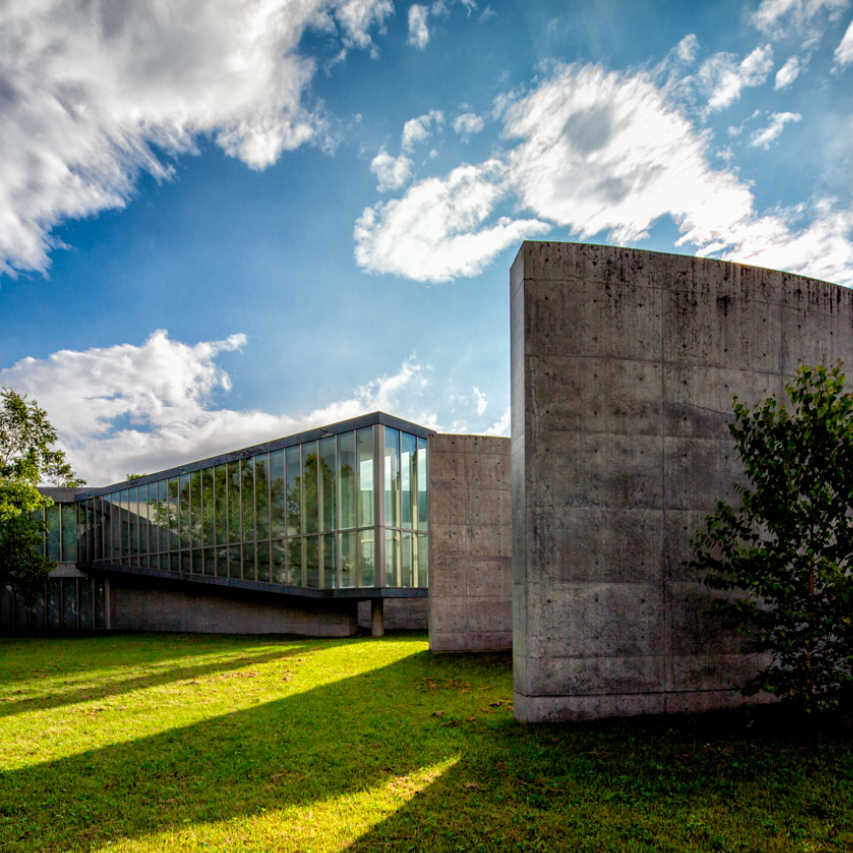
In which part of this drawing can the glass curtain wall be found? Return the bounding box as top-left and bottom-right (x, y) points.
(78, 424), (428, 591)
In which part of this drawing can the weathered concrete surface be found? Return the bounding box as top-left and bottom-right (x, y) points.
(109, 577), (358, 637)
(512, 241), (853, 722)
(357, 598), (428, 631)
(429, 434), (512, 652)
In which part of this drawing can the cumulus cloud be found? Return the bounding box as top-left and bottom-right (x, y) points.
(472, 386), (487, 416)
(401, 110), (444, 150)
(835, 20), (853, 65)
(0, 331), (436, 485)
(752, 0), (848, 41)
(0, 0), (394, 277)
(774, 55), (802, 88)
(408, 4), (430, 49)
(453, 112), (485, 136)
(750, 111), (802, 148)
(699, 44), (774, 111)
(370, 149), (413, 191)
(484, 407), (509, 437)
(355, 59), (853, 286)
(354, 160), (550, 281)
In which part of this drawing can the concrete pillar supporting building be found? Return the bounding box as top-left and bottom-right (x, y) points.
(371, 598), (385, 637)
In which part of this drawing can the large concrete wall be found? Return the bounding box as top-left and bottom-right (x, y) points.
(429, 434), (512, 652)
(511, 241), (853, 722)
(109, 577), (358, 637)
(357, 598), (428, 631)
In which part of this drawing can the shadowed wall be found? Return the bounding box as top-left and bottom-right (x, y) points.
(511, 241), (853, 722)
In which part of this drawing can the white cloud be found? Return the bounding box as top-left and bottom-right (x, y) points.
(676, 33), (699, 62)
(835, 20), (853, 64)
(750, 111), (802, 148)
(774, 55), (802, 88)
(484, 407), (509, 436)
(752, 0), (848, 41)
(0, 0), (394, 277)
(408, 4), (430, 49)
(0, 331), (435, 485)
(453, 112), (485, 136)
(699, 44), (774, 111)
(355, 59), (853, 287)
(472, 386), (487, 415)
(401, 109), (444, 151)
(370, 148), (413, 191)
(354, 159), (550, 281)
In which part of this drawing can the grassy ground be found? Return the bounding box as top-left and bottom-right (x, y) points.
(0, 634), (850, 852)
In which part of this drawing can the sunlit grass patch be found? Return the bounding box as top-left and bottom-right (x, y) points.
(0, 633), (850, 852)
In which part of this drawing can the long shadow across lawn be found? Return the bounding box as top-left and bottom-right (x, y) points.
(0, 646), (307, 719)
(0, 647), (483, 851)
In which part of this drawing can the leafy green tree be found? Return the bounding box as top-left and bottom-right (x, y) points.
(0, 388), (83, 599)
(689, 364), (853, 713)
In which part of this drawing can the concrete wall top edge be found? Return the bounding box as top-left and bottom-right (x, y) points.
(519, 240), (850, 297)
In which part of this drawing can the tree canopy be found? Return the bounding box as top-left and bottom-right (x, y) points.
(689, 364), (853, 713)
(0, 388), (83, 598)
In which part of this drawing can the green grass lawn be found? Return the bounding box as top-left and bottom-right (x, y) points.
(0, 633), (850, 851)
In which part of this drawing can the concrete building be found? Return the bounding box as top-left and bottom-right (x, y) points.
(3, 241), (849, 722)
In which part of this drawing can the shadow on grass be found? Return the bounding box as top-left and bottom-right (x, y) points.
(0, 646), (308, 719)
(0, 633), (288, 685)
(0, 648), (477, 852)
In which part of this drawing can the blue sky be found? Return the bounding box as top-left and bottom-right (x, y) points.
(1, 0), (852, 483)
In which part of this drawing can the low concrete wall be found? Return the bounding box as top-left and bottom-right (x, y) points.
(109, 577), (358, 637)
(511, 241), (853, 722)
(357, 598), (428, 631)
(429, 434), (512, 652)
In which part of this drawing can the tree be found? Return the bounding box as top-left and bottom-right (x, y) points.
(689, 364), (853, 713)
(0, 388), (83, 599)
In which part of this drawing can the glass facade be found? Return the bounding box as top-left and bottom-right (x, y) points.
(75, 416), (429, 593)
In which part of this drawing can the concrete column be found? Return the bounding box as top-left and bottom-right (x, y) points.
(371, 598), (385, 637)
(104, 577), (111, 630)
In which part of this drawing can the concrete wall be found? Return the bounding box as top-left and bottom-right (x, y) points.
(110, 577), (358, 637)
(358, 598), (428, 631)
(511, 241), (853, 722)
(429, 434), (512, 652)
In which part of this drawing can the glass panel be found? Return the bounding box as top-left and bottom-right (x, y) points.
(270, 449), (285, 538)
(305, 536), (319, 588)
(257, 540), (270, 583)
(357, 427), (374, 527)
(229, 545), (241, 579)
(285, 445), (301, 537)
(192, 549), (203, 574)
(417, 437), (428, 531)
(127, 486), (138, 557)
(137, 485), (148, 557)
(417, 533), (429, 587)
(288, 537), (302, 586)
(401, 433), (416, 529)
(359, 529), (375, 587)
(243, 542), (255, 581)
(319, 437), (336, 534)
(61, 504), (77, 561)
(46, 505), (61, 562)
(241, 458), (255, 543)
(384, 428), (400, 528)
(177, 475), (189, 549)
(323, 533), (336, 589)
(121, 489), (131, 557)
(157, 480), (169, 554)
(204, 547), (215, 576)
(255, 454), (269, 540)
(214, 465), (227, 545)
(180, 551), (192, 573)
(79, 579), (93, 629)
(217, 545), (228, 577)
(203, 468), (215, 548)
(111, 492), (121, 559)
(47, 580), (61, 628)
(228, 463), (241, 544)
(338, 432), (356, 530)
(168, 478), (179, 552)
(191, 471), (202, 549)
(401, 531), (412, 587)
(62, 579), (77, 628)
(272, 539), (286, 584)
(94, 579), (106, 629)
(340, 531), (356, 588)
(303, 442), (319, 535)
(385, 529), (400, 587)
